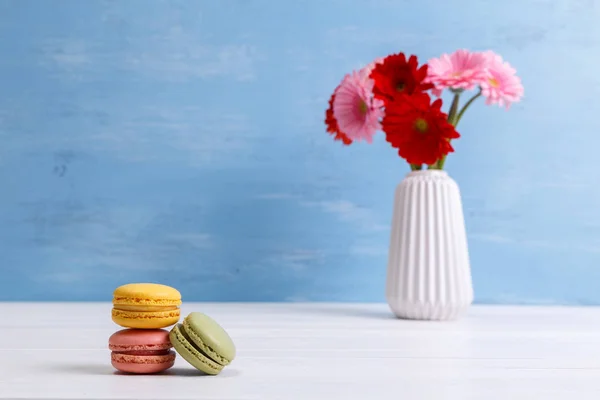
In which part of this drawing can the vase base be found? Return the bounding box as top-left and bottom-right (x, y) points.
(386, 299), (471, 321)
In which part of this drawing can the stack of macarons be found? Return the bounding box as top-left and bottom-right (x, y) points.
(109, 282), (236, 375)
(109, 283), (181, 374)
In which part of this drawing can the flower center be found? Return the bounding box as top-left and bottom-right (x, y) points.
(414, 118), (428, 133)
(396, 81), (406, 92)
(358, 100), (368, 114)
(489, 77), (499, 88)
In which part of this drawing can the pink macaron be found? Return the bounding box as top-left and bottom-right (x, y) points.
(109, 329), (175, 374)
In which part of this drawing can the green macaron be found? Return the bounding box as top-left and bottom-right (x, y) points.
(169, 312), (236, 375)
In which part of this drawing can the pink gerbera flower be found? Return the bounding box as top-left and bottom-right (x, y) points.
(480, 51), (524, 109)
(333, 71), (384, 143)
(360, 56), (384, 79)
(426, 49), (488, 95)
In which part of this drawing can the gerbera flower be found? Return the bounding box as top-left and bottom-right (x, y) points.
(426, 49), (488, 94)
(480, 51), (524, 109)
(382, 94), (460, 165)
(325, 89), (352, 145)
(359, 56), (384, 79)
(332, 71), (384, 143)
(369, 53), (433, 103)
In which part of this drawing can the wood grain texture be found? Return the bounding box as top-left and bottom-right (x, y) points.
(3, 0), (600, 305)
(1, 303), (600, 399)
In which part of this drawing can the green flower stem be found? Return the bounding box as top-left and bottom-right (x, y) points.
(435, 89), (483, 170)
(435, 155), (449, 170)
(410, 164), (422, 171)
(447, 92), (461, 125)
(433, 93), (461, 169)
(454, 89), (482, 126)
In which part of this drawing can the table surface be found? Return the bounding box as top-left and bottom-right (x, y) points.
(2, 303), (600, 400)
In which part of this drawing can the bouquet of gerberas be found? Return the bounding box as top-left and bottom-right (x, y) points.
(325, 49), (524, 170)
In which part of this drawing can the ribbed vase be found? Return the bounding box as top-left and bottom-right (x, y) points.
(386, 170), (473, 321)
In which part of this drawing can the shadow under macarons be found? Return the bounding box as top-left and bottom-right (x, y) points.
(37, 363), (115, 376)
(163, 367), (241, 378)
(39, 363), (241, 377)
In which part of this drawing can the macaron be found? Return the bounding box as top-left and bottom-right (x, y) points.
(169, 312), (236, 375)
(109, 329), (176, 374)
(112, 283), (181, 329)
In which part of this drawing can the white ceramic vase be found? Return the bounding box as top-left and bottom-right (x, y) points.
(386, 170), (474, 321)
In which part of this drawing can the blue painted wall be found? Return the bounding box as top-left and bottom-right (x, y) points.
(0, 0), (598, 303)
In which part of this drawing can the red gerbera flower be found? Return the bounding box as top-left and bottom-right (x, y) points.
(325, 91), (352, 145)
(369, 53), (434, 103)
(382, 94), (460, 165)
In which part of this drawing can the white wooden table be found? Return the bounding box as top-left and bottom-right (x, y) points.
(2, 303), (600, 399)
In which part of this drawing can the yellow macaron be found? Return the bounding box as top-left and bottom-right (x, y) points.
(111, 283), (182, 329)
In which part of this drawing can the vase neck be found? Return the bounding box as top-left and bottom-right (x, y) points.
(406, 170), (448, 178)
